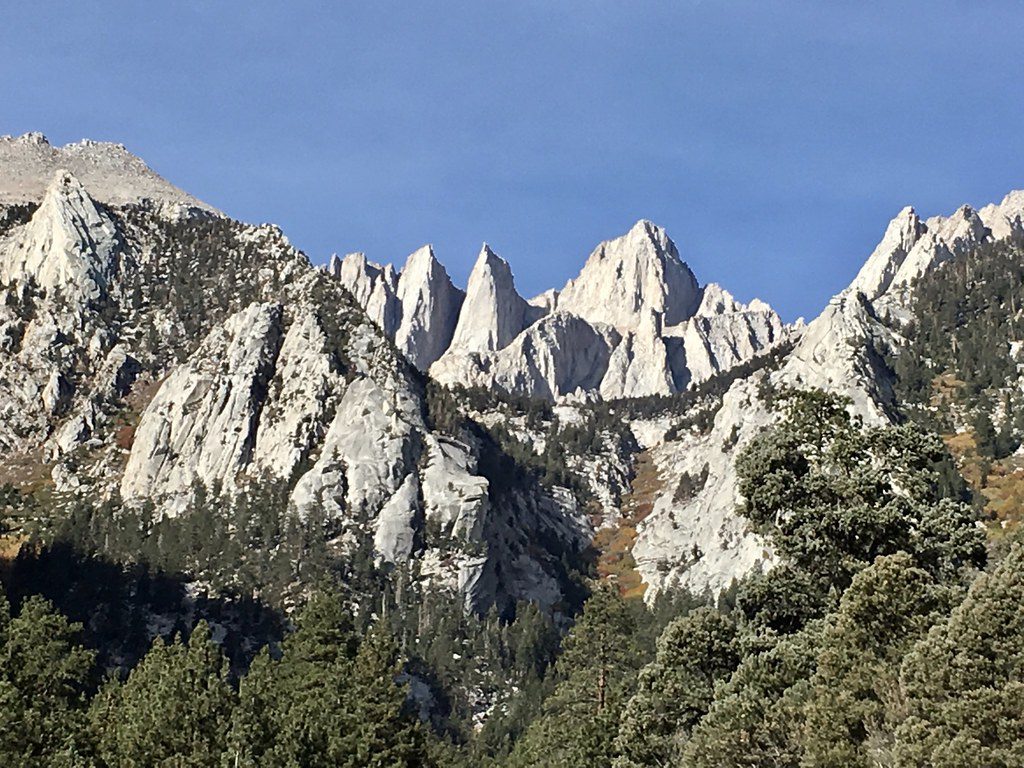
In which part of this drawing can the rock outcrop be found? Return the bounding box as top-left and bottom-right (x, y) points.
(848, 193), (1021, 304)
(1, 169), (120, 306)
(122, 302), (285, 502)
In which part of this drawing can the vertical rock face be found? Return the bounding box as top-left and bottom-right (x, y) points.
(393, 245), (464, 370)
(447, 244), (534, 354)
(599, 310), (675, 399)
(250, 306), (345, 481)
(330, 252), (400, 337)
(1, 169), (119, 306)
(558, 219), (701, 330)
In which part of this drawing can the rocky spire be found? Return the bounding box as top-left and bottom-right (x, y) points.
(557, 219), (701, 331)
(448, 243), (532, 354)
(332, 251), (400, 336)
(888, 204), (988, 292)
(1, 169), (119, 306)
(394, 245), (464, 370)
(846, 206), (926, 300)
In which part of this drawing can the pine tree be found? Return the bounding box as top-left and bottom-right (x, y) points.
(0, 593), (95, 766)
(228, 592), (428, 767)
(613, 607), (739, 767)
(342, 622), (426, 767)
(894, 544), (1024, 766)
(91, 620), (235, 767)
(798, 553), (953, 767)
(680, 623), (822, 768)
(228, 592), (359, 767)
(506, 586), (642, 768)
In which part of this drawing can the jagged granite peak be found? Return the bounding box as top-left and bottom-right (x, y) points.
(330, 251), (400, 336)
(978, 189), (1024, 240)
(847, 192), (1024, 306)
(0, 169), (119, 305)
(0, 132), (216, 212)
(394, 244), (465, 370)
(447, 243), (537, 355)
(847, 206), (926, 300)
(332, 219), (786, 401)
(557, 219), (701, 330)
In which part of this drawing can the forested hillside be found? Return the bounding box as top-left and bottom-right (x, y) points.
(892, 236), (1024, 536)
(3, 388), (1022, 766)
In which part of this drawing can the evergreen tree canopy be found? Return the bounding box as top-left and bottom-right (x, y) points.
(894, 544), (1024, 767)
(613, 607), (739, 768)
(506, 586), (643, 768)
(736, 388), (985, 591)
(0, 593), (95, 767)
(91, 620), (235, 767)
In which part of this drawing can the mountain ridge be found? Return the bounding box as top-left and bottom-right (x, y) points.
(1, 133), (1023, 608)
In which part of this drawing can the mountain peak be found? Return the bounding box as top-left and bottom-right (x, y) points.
(847, 204), (926, 300)
(1, 168), (119, 305)
(557, 220), (700, 330)
(445, 243), (530, 355)
(0, 133), (217, 212)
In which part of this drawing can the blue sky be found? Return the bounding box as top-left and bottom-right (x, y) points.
(4, 1), (1023, 321)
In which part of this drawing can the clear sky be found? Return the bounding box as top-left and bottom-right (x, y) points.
(4, 1), (1023, 321)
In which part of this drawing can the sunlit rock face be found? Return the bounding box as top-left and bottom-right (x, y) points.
(338, 219), (786, 402)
